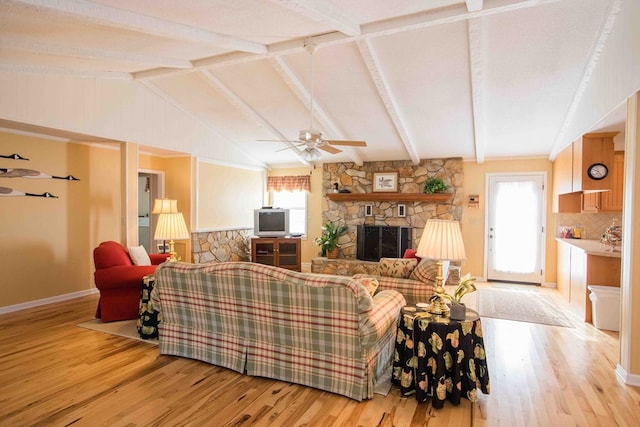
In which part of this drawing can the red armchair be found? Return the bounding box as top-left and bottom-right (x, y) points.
(93, 241), (169, 322)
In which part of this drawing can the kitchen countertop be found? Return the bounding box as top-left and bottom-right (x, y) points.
(556, 238), (621, 258)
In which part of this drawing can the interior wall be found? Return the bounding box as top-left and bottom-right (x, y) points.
(461, 158), (556, 283)
(0, 131), (120, 308)
(140, 154), (193, 261)
(196, 160), (264, 231)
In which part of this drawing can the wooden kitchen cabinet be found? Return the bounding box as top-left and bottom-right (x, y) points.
(556, 239), (621, 323)
(552, 132), (617, 213)
(600, 151), (625, 212)
(251, 237), (301, 271)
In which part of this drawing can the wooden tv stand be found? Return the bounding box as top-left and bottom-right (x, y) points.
(251, 237), (301, 272)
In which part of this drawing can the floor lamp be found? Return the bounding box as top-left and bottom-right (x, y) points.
(416, 219), (467, 316)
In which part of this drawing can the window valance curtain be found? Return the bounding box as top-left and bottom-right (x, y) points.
(267, 175), (311, 192)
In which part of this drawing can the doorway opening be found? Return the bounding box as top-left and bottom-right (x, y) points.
(486, 173), (546, 284)
(138, 170), (164, 254)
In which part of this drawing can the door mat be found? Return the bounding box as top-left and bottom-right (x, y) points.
(78, 319), (158, 345)
(477, 287), (574, 327)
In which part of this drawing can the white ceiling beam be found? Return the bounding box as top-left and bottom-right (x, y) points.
(14, 0), (266, 54)
(549, 0), (623, 160)
(267, 0), (361, 36)
(356, 39), (420, 165)
(466, 0), (484, 12)
(0, 62), (132, 80)
(268, 56), (365, 166)
(137, 80), (268, 169)
(0, 36), (193, 69)
(199, 70), (309, 166)
(467, 18), (486, 164)
(136, 0), (559, 80)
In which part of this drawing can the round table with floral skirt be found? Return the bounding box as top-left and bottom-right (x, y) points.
(392, 306), (490, 408)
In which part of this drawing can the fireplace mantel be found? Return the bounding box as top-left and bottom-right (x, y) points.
(326, 193), (452, 203)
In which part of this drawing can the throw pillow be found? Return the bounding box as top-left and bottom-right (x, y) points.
(377, 258), (418, 279)
(409, 258), (440, 285)
(354, 277), (379, 296)
(128, 245), (151, 266)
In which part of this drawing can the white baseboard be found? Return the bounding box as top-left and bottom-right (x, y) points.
(616, 364), (640, 386)
(0, 288), (98, 315)
(542, 281), (557, 288)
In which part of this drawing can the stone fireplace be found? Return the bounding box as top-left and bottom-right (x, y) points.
(321, 158), (463, 259)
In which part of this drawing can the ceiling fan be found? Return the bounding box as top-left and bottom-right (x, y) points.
(259, 43), (367, 161)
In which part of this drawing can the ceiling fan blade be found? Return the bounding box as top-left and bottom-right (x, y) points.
(326, 140), (367, 147)
(257, 139), (299, 143)
(319, 145), (342, 154)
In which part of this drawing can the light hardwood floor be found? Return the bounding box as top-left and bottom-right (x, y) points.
(1, 285), (638, 427)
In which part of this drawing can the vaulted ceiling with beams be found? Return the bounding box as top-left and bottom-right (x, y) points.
(0, 0), (636, 169)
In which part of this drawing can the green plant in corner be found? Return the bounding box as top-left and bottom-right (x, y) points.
(314, 221), (348, 254)
(423, 177), (448, 194)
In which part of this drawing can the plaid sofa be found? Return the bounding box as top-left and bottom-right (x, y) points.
(151, 261), (406, 401)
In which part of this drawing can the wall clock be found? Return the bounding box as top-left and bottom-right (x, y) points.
(587, 163), (608, 180)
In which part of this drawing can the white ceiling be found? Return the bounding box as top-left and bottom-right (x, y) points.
(0, 0), (632, 168)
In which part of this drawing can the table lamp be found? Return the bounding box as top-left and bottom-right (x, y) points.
(152, 198), (189, 262)
(416, 219), (467, 316)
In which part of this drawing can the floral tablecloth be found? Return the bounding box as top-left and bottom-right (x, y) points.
(137, 275), (160, 339)
(392, 306), (490, 408)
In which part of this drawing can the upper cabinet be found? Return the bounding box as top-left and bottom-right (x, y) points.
(552, 132), (618, 213)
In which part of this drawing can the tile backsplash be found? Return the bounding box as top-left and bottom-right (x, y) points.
(556, 213), (622, 240)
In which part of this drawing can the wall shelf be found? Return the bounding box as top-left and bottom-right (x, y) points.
(325, 193), (452, 202)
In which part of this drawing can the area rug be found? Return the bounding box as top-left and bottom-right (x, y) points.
(78, 319), (158, 345)
(477, 287), (574, 327)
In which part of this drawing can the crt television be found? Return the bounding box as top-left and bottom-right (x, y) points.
(253, 208), (290, 237)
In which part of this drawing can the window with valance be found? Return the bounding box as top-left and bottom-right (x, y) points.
(266, 175), (311, 192)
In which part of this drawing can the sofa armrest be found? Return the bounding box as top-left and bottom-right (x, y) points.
(359, 290), (406, 347)
(150, 254), (169, 265)
(94, 265), (158, 290)
(353, 274), (434, 306)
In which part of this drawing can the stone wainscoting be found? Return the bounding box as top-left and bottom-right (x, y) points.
(192, 228), (253, 263)
(322, 158), (463, 259)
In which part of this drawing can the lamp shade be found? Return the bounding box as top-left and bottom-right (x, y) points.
(416, 219), (466, 261)
(152, 198), (178, 214)
(154, 212), (190, 241)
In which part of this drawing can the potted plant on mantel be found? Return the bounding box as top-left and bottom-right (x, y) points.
(314, 221), (348, 259)
(438, 273), (477, 320)
(423, 177), (448, 194)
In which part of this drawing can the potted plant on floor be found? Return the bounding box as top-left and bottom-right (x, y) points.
(314, 221), (348, 259)
(439, 273), (477, 320)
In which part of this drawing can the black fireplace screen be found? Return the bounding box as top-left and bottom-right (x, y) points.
(356, 225), (412, 261)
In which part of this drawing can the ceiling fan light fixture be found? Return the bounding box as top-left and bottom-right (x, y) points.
(300, 147), (321, 162)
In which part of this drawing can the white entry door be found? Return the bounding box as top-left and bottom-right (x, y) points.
(487, 174), (545, 284)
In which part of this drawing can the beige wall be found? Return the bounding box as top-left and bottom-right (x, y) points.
(197, 161), (263, 230)
(461, 158), (556, 283)
(0, 132), (121, 307)
(267, 167), (323, 263)
(140, 153), (193, 261)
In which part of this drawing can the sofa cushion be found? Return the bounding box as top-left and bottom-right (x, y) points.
(354, 277), (379, 296)
(409, 258), (440, 284)
(377, 258), (417, 279)
(128, 245), (151, 266)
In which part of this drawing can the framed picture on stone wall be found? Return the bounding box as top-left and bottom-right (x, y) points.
(373, 172), (398, 192)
